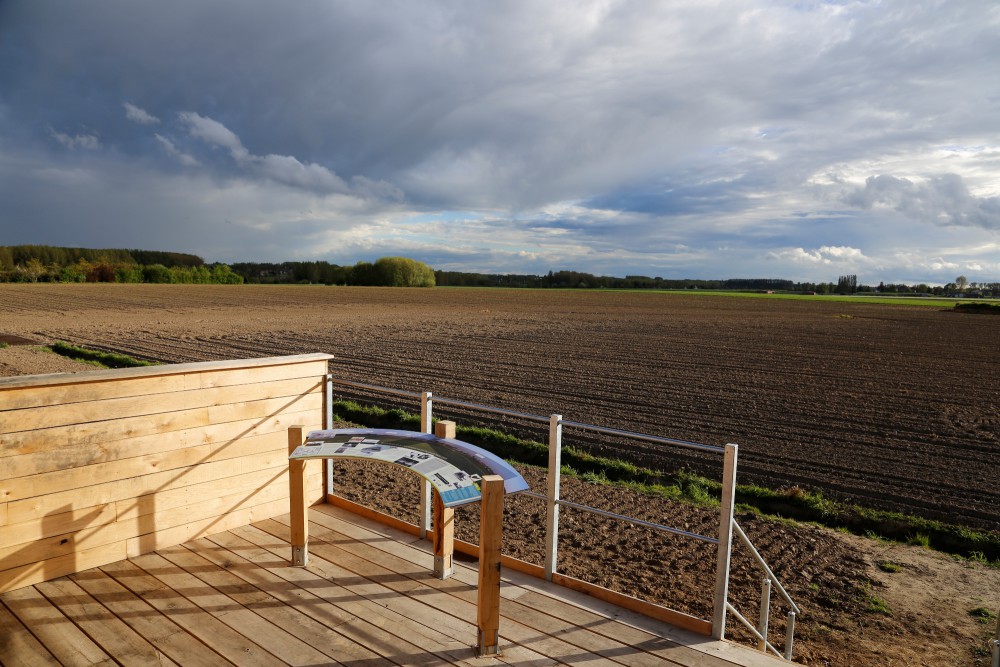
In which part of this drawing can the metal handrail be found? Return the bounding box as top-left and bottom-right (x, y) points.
(559, 419), (726, 454)
(326, 374), (798, 660)
(520, 490), (719, 543)
(432, 395), (551, 423)
(725, 602), (785, 659)
(732, 520), (800, 614)
(331, 378), (422, 399)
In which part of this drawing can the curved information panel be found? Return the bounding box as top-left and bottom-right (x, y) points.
(290, 428), (529, 508)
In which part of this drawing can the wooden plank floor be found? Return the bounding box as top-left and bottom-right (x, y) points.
(0, 504), (785, 667)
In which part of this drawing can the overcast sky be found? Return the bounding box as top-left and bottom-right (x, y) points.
(1, 1), (998, 283)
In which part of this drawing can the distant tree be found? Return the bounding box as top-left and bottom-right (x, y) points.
(210, 264), (243, 284)
(956, 275), (969, 291)
(372, 257), (435, 287)
(22, 258), (46, 282)
(114, 264), (145, 283)
(836, 274), (858, 294)
(143, 264), (172, 283)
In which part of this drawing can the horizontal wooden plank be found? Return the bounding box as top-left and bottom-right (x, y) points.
(0, 358), (329, 412)
(0, 600), (61, 666)
(5, 375), (323, 434)
(0, 503), (117, 554)
(1, 585), (116, 666)
(0, 502), (7, 526)
(33, 577), (181, 667)
(186, 536), (393, 667)
(1, 390), (322, 458)
(0, 522), (122, 574)
(69, 567), (239, 667)
(5, 443), (318, 525)
(125, 496), (296, 558)
(0, 468), (319, 571)
(115, 466), (290, 521)
(2, 419), (318, 503)
(98, 559), (285, 667)
(0, 353), (332, 392)
(132, 551), (338, 666)
(224, 525), (482, 667)
(0, 540), (127, 594)
(3, 407), (319, 480)
(115, 470), (322, 543)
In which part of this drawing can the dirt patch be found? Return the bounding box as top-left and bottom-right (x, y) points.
(0, 345), (97, 377)
(0, 333), (38, 345)
(1, 283), (998, 666)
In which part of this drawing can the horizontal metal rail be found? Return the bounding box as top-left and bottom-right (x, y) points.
(326, 374), (798, 655)
(725, 602), (784, 660)
(431, 396), (551, 423)
(331, 377), (725, 452)
(732, 520), (801, 614)
(521, 491), (719, 543)
(559, 419), (726, 454)
(330, 378), (422, 399)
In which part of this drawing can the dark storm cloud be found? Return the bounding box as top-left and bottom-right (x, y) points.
(0, 0), (998, 282)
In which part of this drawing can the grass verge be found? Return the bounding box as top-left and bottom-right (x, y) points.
(331, 399), (1000, 563)
(49, 341), (156, 369)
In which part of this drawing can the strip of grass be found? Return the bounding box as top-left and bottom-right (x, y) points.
(332, 399), (1000, 563)
(49, 341), (156, 369)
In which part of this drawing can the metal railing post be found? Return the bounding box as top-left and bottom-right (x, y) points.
(785, 611), (796, 661)
(758, 578), (771, 652)
(712, 443), (739, 640)
(418, 392), (433, 539)
(544, 414), (562, 581)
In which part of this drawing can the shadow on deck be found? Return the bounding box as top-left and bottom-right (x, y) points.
(1, 504), (784, 666)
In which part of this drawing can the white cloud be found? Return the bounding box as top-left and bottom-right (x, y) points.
(177, 111), (362, 194)
(178, 111), (247, 159)
(767, 246), (868, 265)
(842, 174), (1000, 230)
(123, 102), (159, 125)
(154, 134), (199, 166)
(50, 129), (100, 150)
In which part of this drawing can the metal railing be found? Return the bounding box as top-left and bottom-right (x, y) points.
(324, 374), (799, 658)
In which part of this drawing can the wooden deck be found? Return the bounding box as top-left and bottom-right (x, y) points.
(0, 504), (784, 667)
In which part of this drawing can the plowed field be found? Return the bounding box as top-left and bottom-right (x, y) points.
(2, 283), (998, 666)
(2, 283), (996, 530)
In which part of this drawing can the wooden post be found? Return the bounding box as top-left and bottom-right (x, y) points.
(288, 426), (309, 567)
(477, 475), (504, 656)
(712, 443), (738, 639)
(432, 420), (456, 578)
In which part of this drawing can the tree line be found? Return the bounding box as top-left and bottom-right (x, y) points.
(230, 256), (435, 287)
(2, 246), (995, 294)
(0, 245), (243, 284)
(0, 247), (435, 287)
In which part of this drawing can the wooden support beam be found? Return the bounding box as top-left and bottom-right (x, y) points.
(432, 421), (456, 579)
(431, 491), (454, 579)
(288, 426), (308, 566)
(477, 475), (504, 657)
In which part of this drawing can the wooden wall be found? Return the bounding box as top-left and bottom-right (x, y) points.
(0, 353), (330, 594)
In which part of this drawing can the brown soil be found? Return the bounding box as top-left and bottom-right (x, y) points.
(1, 283), (998, 666)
